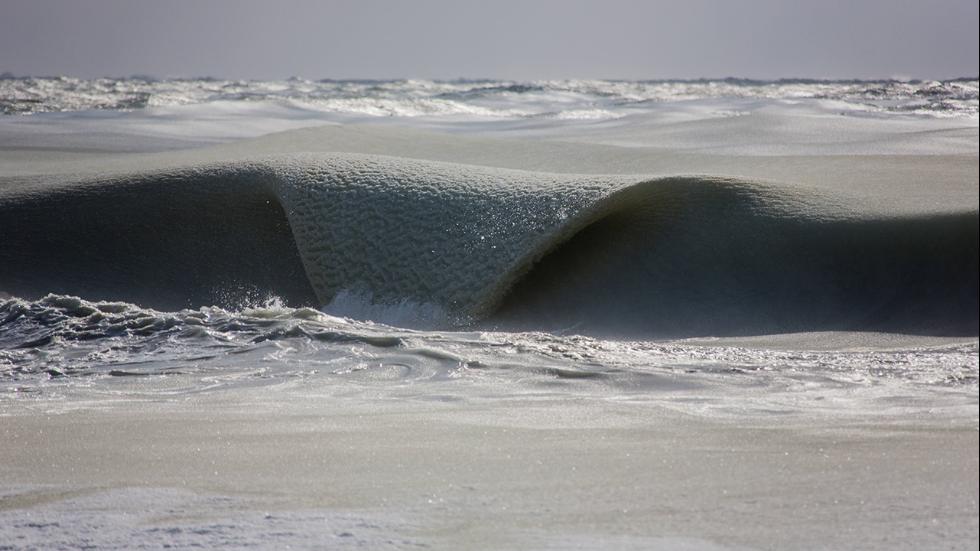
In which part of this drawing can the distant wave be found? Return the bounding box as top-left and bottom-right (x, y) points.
(1, 153), (976, 337)
(2, 77), (977, 118)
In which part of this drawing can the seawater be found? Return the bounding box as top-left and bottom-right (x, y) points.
(1, 295), (975, 418)
(2, 76), (977, 118)
(0, 77), (977, 419)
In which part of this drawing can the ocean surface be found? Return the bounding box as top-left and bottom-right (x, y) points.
(2, 75), (978, 118)
(2, 76), (977, 401)
(1, 78), (977, 549)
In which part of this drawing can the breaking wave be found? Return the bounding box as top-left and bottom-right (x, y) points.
(1, 153), (976, 338)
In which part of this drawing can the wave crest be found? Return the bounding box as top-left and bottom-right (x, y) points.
(1, 153), (976, 337)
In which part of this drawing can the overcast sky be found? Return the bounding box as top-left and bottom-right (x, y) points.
(1, 0), (977, 80)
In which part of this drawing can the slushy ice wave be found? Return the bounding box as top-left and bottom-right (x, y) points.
(0, 151), (976, 408)
(2, 152), (977, 335)
(0, 80), (976, 410)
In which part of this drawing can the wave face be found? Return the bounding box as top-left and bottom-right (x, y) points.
(1, 153), (976, 338)
(0, 165), (318, 309)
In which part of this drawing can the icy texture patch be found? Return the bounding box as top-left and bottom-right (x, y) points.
(268, 153), (646, 320)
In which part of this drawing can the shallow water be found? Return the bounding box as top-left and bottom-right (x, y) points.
(2, 295), (975, 421)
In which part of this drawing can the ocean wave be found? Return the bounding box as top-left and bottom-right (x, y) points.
(1, 153), (976, 338)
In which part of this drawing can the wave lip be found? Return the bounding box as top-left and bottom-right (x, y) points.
(1, 152), (977, 338)
(270, 153), (639, 324)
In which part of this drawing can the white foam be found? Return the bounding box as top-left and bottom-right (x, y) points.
(322, 288), (450, 329)
(4, 77), (977, 118)
(3, 78), (976, 160)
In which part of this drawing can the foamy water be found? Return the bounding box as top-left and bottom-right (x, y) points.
(2, 294), (975, 419)
(2, 76), (977, 119)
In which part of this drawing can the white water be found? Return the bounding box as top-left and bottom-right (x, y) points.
(3, 76), (977, 118)
(2, 77), (976, 157)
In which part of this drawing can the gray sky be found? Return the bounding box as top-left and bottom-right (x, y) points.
(1, 0), (977, 80)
